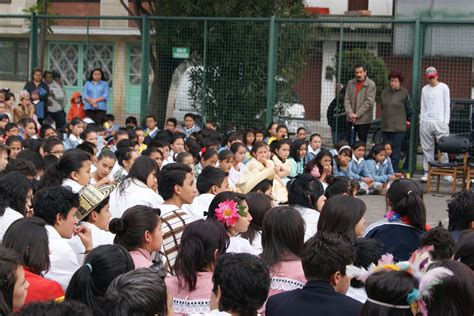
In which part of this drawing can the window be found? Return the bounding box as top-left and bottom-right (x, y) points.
(0, 39), (29, 81)
(348, 0), (369, 11)
(129, 45), (142, 85)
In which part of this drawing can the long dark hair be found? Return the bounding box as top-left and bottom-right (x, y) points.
(240, 193), (273, 244)
(0, 171), (32, 216)
(317, 195), (366, 240)
(118, 156), (158, 195)
(0, 246), (22, 315)
(261, 206), (305, 270)
(287, 174), (325, 210)
(387, 179), (426, 231)
(109, 205), (161, 251)
(88, 67), (107, 82)
(207, 191), (246, 228)
(304, 148), (333, 176)
(289, 139), (307, 162)
(65, 245), (134, 316)
(38, 149), (91, 189)
(2, 217), (49, 274)
(174, 220), (229, 292)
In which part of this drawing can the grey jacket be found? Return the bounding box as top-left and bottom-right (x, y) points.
(344, 77), (376, 125)
(380, 87), (412, 132)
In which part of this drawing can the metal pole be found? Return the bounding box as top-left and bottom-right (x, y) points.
(140, 15), (150, 120)
(30, 13), (38, 71)
(408, 18), (422, 176)
(201, 19), (208, 124)
(335, 22), (344, 143)
(265, 16), (277, 127)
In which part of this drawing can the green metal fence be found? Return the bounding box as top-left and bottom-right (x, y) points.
(0, 14), (473, 175)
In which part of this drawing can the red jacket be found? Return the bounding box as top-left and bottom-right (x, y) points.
(67, 91), (85, 122)
(24, 268), (64, 304)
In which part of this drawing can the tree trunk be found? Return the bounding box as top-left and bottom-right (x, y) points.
(37, 0), (48, 69)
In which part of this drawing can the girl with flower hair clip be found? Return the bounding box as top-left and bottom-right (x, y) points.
(206, 191), (258, 255)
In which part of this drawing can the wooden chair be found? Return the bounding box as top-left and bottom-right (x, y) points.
(466, 162), (474, 190)
(426, 136), (470, 193)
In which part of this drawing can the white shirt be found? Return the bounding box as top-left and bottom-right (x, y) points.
(159, 203), (182, 217)
(109, 179), (163, 219)
(228, 163), (246, 189)
(293, 205), (320, 242)
(44, 225), (81, 291)
(420, 82), (450, 124)
(346, 286), (367, 303)
(227, 235), (260, 255)
(0, 207), (23, 242)
(182, 193), (215, 222)
(250, 231), (263, 254)
(62, 178), (84, 193)
(83, 222), (115, 248)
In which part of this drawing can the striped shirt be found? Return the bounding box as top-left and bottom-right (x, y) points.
(161, 209), (191, 274)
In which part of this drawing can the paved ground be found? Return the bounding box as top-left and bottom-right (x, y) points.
(360, 176), (457, 228)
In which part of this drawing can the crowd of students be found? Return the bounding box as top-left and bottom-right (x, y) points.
(0, 104), (473, 316)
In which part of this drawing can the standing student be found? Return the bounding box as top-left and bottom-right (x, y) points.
(288, 139), (307, 177)
(33, 186), (93, 290)
(109, 205), (163, 269)
(66, 92), (85, 122)
(183, 166), (229, 221)
(266, 232), (362, 316)
(207, 191), (257, 255)
(166, 220), (229, 315)
(82, 68), (109, 125)
(344, 64), (376, 145)
(365, 179), (427, 261)
(3, 218), (64, 304)
(419, 67), (451, 182)
(0, 246), (29, 315)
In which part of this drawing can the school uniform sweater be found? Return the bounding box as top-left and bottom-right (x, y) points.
(365, 159), (394, 183)
(348, 156), (371, 180)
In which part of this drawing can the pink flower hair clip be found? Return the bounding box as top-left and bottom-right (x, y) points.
(214, 200), (246, 227)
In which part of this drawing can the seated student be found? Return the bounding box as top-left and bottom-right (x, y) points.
(271, 139), (291, 182)
(0, 171), (33, 241)
(134, 127), (147, 153)
(80, 129), (98, 152)
(365, 179), (427, 261)
(194, 148), (218, 178)
(261, 206), (307, 302)
(0, 246), (29, 315)
(167, 134), (186, 163)
(365, 144), (397, 194)
(347, 238), (383, 303)
(4, 122), (20, 138)
(143, 115), (160, 142)
(348, 141), (373, 195)
(158, 163), (196, 272)
(3, 218), (64, 304)
(210, 253), (271, 315)
(38, 149), (92, 193)
(16, 150), (44, 178)
(109, 205), (162, 269)
(304, 149), (334, 188)
(0, 158), (36, 180)
(66, 92), (85, 122)
(288, 139), (307, 177)
(108, 129), (129, 152)
(65, 245), (134, 315)
(446, 190), (474, 242)
(143, 146), (164, 169)
(207, 191), (258, 255)
(165, 117), (178, 133)
(112, 146), (139, 182)
(18, 117), (38, 140)
(305, 133), (323, 163)
(125, 116), (138, 128)
(240, 192), (273, 253)
(5, 135), (22, 160)
(228, 142), (247, 190)
(383, 141), (403, 176)
(287, 174), (326, 241)
(317, 195), (366, 241)
(39, 124), (58, 140)
(90, 150), (116, 186)
(361, 269), (420, 316)
(183, 166), (229, 221)
(266, 232), (362, 316)
(166, 220), (229, 315)
(33, 186), (93, 290)
(217, 150), (233, 173)
(425, 260), (474, 316)
(334, 145), (352, 177)
(109, 156), (162, 219)
(103, 114), (120, 138)
(175, 151), (194, 171)
(43, 137), (65, 159)
(180, 113), (201, 138)
(325, 176), (352, 199)
(454, 230), (474, 270)
(105, 268), (168, 316)
(63, 118), (84, 150)
(150, 139), (171, 164)
(418, 224), (454, 262)
(0, 144), (8, 172)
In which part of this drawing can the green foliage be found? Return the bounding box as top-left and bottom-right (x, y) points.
(336, 48), (389, 100)
(23, 1), (57, 33)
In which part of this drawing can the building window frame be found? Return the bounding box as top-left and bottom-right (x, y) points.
(0, 38), (29, 81)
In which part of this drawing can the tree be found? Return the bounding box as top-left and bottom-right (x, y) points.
(120, 0), (311, 127)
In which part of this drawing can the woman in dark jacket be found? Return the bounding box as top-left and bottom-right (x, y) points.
(23, 68), (50, 123)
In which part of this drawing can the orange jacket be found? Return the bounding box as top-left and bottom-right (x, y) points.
(67, 91), (85, 122)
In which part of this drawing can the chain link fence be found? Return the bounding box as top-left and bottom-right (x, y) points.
(0, 14), (472, 174)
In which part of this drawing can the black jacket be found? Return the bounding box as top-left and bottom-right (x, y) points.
(266, 280), (362, 316)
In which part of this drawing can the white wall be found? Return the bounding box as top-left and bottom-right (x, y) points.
(320, 41), (337, 127)
(304, 0), (393, 16)
(369, 0), (393, 16)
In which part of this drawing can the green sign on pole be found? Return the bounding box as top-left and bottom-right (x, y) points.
(172, 47), (190, 59)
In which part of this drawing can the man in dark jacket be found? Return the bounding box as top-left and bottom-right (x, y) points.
(266, 232), (362, 316)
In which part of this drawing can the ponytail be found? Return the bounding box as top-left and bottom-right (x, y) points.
(387, 179), (426, 231)
(174, 220), (229, 292)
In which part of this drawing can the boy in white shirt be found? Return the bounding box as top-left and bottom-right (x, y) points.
(33, 186), (92, 290)
(419, 66), (451, 182)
